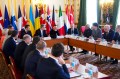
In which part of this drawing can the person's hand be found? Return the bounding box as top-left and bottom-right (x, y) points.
(58, 56), (65, 65)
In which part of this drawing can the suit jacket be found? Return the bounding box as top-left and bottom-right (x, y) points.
(67, 28), (79, 35)
(92, 28), (102, 40)
(14, 41), (28, 70)
(34, 29), (47, 37)
(103, 29), (115, 42)
(36, 57), (70, 79)
(50, 29), (59, 39)
(83, 28), (92, 38)
(113, 32), (120, 43)
(23, 49), (43, 79)
(3, 37), (16, 63)
(21, 43), (36, 69)
(20, 29), (32, 39)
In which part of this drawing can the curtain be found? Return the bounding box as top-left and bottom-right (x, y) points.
(97, 0), (101, 25)
(77, 0), (86, 30)
(112, 0), (120, 30)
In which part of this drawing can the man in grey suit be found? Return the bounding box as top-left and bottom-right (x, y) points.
(91, 23), (102, 56)
(92, 23), (102, 41)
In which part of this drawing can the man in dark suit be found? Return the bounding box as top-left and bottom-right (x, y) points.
(36, 43), (70, 79)
(23, 41), (47, 78)
(34, 24), (47, 37)
(67, 24), (79, 51)
(50, 25), (59, 39)
(21, 36), (40, 69)
(3, 30), (18, 63)
(111, 25), (120, 64)
(20, 25), (32, 39)
(14, 34), (31, 70)
(103, 25), (115, 42)
(81, 24), (92, 54)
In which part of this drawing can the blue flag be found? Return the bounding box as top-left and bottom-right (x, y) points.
(4, 5), (10, 28)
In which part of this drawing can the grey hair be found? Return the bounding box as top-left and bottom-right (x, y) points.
(23, 34), (31, 41)
(36, 41), (47, 50)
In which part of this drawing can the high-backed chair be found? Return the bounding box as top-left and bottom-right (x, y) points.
(80, 26), (86, 34)
(26, 74), (34, 79)
(8, 64), (17, 79)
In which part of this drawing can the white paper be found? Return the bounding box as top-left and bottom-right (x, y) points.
(70, 72), (81, 78)
(43, 37), (51, 40)
(57, 36), (64, 39)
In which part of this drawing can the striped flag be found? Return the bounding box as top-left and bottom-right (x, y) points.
(35, 6), (40, 30)
(29, 5), (35, 36)
(17, 5), (22, 31)
(52, 5), (56, 27)
(11, 0), (17, 30)
(64, 5), (70, 33)
(4, 5), (10, 28)
(58, 6), (65, 35)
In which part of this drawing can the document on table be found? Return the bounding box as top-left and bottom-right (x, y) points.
(70, 72), (81, 78)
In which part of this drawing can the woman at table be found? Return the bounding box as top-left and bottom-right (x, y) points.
(111, 25), (120, 64)
(50, 25), (59, 39)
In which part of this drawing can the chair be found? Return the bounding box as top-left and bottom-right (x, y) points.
(9, 56), (22, 79)
(8, 64), (17, 79)
(26, 74), (34, 79)
(0, 52), (8, 65)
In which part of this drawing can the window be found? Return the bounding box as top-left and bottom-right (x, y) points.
(86, 0), (97, 27)
(117, 1), (120, 25)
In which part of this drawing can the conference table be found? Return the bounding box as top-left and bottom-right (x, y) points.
(43, 36), (120, 79)
(44, 36), (120, 60)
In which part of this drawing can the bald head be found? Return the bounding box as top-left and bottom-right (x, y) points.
(104, 25), (110, 32)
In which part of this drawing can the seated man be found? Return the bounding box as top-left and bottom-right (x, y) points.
(23, 40), (47, 78)
(34, 24), (47, 37)
(67, 24), (79, 51)
(21, 36), (40, 69)
(50, 25), (59, 39)
(111, 25), (120, 64)
(3, 30), (18, 63)
(14, 34), (31, 70)
(81, 24), (92, 54)
(20, 25), (32, 39)
(103, 25), (115, 42)
(36, 43), (70, 79)
(92, 23), (102, 56)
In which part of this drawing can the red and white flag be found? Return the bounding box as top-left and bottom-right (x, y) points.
(0, 8), (3, 37)
(40, 6), (45, 25)
(69, 5), (74, 24)
(22, 4), (28, 27)
(46, 5), (51, 35)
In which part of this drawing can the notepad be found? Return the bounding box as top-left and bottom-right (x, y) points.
(70, 72), (81, 78)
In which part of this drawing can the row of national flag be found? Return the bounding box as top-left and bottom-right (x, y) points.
(0, 2), (74, 37)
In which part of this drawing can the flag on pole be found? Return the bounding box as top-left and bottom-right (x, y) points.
(0, 8), (3, 37)
(46, 5), (51, 35)
(11, 0), (17, 30)
(69, 5), (74, 24)
(64, 5), (70, 33)
(29, 5), (35, 36)
(4, 5), (10, 28)
(52, 5), (56, 27)
(40, 6), (45, 25)
(22, 4), (28, 27)
(17, 5), (22, 31)
(35, 6), (40, 31)
(58, 6), (65, 35)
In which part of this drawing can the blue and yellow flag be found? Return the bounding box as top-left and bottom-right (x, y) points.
(29, 5), (35, 36)
(35, 6), (40, 31)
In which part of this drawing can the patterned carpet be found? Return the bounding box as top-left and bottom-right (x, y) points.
(0, 53), (13, 79)
(64, 53), (120, 79)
